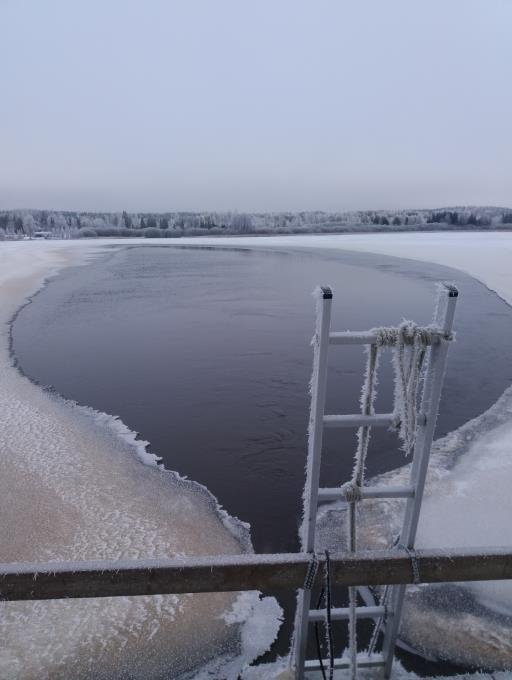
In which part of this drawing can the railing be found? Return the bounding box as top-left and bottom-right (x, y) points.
(1, 546), (511, 601)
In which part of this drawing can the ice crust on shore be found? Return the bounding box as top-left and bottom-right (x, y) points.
(0, 241), (281, 679)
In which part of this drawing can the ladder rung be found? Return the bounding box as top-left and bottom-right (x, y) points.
(304, 654), (385, 671)
(308, 605), (386, 622)
(329, 331), (383, 345)
(318, 485), (415, 503)
(323, 413), (394, 428)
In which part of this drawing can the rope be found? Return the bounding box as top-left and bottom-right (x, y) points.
(312, 552), (335, 680)
(346, 342), (380, 679)
(373, 323), (440, 347)
(324, 550), (334, 680)
(367, 540), (422, 656)
(397, 544), (421, 585)
(341, 481), (362, 503)
(343, 322), (436, 671)
(367, 584), (390, 656)
(352, 343), (380, 490)
(348, 584), (357, 678)
(367, 536), (400, 655)
(314, 587), (327, 680)
(374, 321), (433, 456)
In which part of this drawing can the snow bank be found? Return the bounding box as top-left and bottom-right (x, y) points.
(0, 241), (281, 679)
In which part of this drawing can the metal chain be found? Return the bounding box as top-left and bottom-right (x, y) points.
(303, 552), (319, 590)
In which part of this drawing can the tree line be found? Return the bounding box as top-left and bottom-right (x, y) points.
(1, 207), (511, 239)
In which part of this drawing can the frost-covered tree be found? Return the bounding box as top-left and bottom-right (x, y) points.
(22, 214), (36, 236)
(122, 211), (132, 229)
(14, 216), (24, 234)
(231, 213), (253, 233)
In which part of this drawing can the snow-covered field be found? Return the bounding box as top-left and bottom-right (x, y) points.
(1, 232), (512, 677)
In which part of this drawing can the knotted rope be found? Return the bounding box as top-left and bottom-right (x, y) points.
(374, 321), (435, 456)
(344, 321), (435, 678)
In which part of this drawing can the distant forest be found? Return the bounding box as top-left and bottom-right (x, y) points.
(1, 207), (512, 240)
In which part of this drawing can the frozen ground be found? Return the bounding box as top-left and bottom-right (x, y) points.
(1, 232), (512, 677)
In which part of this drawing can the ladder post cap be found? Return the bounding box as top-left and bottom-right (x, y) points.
(321, 286), (333, 299)
(442, 282), (459, 298)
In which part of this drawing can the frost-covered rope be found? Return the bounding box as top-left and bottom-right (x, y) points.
(346, 342), (380, 679)
(324, 550), (334, 680)
(314, 586), (327, 680)
(373, 321), (434, 456)
(312, 551), (335, 680)
(352, 340), (379, 490)
(367, 584), (390, 657)
(344, 322), (435, 673)
(397, 544), (421, 584)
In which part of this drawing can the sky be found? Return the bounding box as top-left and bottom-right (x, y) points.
(1, 0), (511, 213)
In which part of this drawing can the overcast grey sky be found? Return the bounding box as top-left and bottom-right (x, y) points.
(1, 0), (511, 212)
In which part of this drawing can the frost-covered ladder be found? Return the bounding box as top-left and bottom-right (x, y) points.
(294, 283), (458, 679)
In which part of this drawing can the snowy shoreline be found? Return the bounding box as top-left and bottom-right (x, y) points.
(0, 240), (281, 679)
(2, 232), (512, 676)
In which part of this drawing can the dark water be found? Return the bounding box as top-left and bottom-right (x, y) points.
(11, 244), (512, 674)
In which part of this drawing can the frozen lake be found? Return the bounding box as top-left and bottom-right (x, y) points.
(11, 243), (512, 672)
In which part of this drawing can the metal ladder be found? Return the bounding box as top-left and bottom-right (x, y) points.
(294, 283), (458, 678)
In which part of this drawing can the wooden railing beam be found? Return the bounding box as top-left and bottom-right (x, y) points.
(0, 547), (511, 602)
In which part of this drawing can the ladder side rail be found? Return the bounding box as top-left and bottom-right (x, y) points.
(294, 287), (333, 678)
(382, 283), (458, 677)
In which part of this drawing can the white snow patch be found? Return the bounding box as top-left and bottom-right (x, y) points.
(190, 592), (283, 680)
